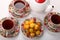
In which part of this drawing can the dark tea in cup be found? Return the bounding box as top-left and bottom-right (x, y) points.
(2, 20), (14, 30)
(51, 14), (60, 24)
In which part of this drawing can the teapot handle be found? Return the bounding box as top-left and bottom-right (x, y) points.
(45, 5), (54, 13)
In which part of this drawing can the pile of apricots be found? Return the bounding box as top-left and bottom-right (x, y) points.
(21, 18), (43, 38)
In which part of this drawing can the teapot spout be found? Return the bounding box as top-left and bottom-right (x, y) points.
(45, 5), (54, 13)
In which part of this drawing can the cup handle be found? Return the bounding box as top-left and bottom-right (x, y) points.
(6, 30), (8, 37)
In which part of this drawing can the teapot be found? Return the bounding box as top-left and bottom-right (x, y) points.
(26, 0), (54, 13)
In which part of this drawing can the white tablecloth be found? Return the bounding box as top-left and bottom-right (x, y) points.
(0, 0), (60, 40)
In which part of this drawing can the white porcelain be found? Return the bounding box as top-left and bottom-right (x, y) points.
(26, 0), (54, 13)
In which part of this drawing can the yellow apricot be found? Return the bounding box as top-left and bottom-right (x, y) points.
(29, 28), (34, 33)
(30, 19), (35, 23)
(34, 24), (39, 30)
(36, 22), (41, 26)
(24, 24), (30, 30)
(30, 23), (35, 28)
(36, 31), (41, 35)
(30, 33), (35, 37)
(24, 20), (30, 25)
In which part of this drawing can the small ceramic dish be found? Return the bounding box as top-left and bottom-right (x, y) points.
(9, 0), (30, 18)
(0, 17), (20, 37)
(21, 17), (43, 39)
(44, 12), (60, 32)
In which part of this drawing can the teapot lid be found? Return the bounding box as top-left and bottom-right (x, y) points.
(35, 0), (46, 3)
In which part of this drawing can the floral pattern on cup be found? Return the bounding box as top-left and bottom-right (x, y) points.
(44, 12), (60, 32)
(0, 17), (20, 37)
(9, 0), (30, 18)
